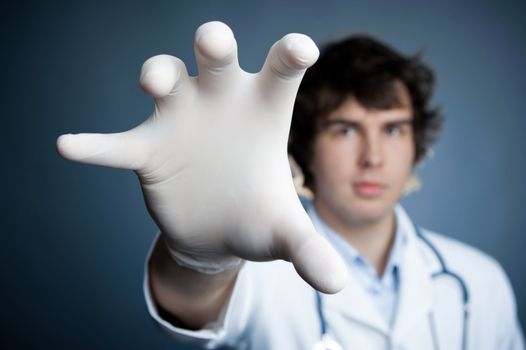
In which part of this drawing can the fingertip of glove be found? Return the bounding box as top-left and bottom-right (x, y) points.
(140, 55), (184, 98)
(140, 70), (174, 98)
(291, 235), (347, 294)
(195, 21), (234, 44)
(309, 255), (348, 294)
(279, 33), (320, 70)
(317, 258), (348, 294)
(195, 21), (236, 62)
(56, 134), (73, 159)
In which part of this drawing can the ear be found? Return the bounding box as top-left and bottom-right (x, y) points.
(289, 155), (314, 199)
(403, 173), (422, 196)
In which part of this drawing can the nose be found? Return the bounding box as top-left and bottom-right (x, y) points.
(359, 132), (383, 168)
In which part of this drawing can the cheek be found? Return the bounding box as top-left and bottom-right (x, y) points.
(311, 142), (352, 184)
(386, 141), (415, 180)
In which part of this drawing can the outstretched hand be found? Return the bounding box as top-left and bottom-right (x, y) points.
(56, 21), (347, 294)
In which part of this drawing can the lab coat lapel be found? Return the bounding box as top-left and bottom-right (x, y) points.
(391, 218), (433, 339)
(325, 267), (390, 335)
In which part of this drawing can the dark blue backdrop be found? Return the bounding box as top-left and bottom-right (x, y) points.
(2, 0), (525, 349)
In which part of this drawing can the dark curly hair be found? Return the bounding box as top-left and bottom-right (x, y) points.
(289, 34), (443, 192)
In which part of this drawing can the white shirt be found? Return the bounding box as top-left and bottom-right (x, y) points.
(143, 204), (525, 349)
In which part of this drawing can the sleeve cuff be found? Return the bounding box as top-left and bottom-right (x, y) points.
(143, 232), (253, 348)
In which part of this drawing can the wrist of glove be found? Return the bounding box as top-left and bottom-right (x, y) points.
(162, 233), (243, 274)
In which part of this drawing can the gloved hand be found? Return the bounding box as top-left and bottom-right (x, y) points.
(56, 21), (347, 294)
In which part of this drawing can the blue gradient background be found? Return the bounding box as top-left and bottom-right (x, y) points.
(2, 0), (525, 348)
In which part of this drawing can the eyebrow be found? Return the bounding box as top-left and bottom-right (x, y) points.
(321, 118), (413, 129)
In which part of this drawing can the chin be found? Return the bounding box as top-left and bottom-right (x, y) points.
(343, 199), (393, 225)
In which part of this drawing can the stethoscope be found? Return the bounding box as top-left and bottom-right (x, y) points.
(312, 225), (471, 350)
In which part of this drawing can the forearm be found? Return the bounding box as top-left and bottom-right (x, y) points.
(148, 236), (241, 329)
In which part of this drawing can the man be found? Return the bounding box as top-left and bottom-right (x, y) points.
(57, 21), (524, 349)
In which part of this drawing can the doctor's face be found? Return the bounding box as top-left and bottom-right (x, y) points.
(310, 88), (415, 227)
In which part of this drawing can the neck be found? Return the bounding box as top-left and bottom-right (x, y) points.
(314, 202), (396, 277)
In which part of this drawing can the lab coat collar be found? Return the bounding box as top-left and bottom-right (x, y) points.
(390, 205), (434, 339)
(317, 205), (434, 337)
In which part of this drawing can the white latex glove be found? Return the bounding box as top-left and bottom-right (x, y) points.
(56, 21), (347, 294)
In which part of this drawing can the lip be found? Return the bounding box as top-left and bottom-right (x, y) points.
(353, 181), (386, 198)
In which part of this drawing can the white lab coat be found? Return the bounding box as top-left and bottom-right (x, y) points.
(144, 206), (524, 349)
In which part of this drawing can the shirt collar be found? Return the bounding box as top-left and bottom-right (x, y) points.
(306, 201), (408, 281)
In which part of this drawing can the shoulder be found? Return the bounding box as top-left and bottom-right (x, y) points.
(418, 229), (524, 347)
(419, 229), (517, 317)
(421, 229), (502, 276)
(420, 229), (510, 290)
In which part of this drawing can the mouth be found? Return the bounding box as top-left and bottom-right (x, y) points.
(352, 181), (386, 198)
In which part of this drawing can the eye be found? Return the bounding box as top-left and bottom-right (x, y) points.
(337, 126), (355, 137)
(385, 124), (403, 136)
